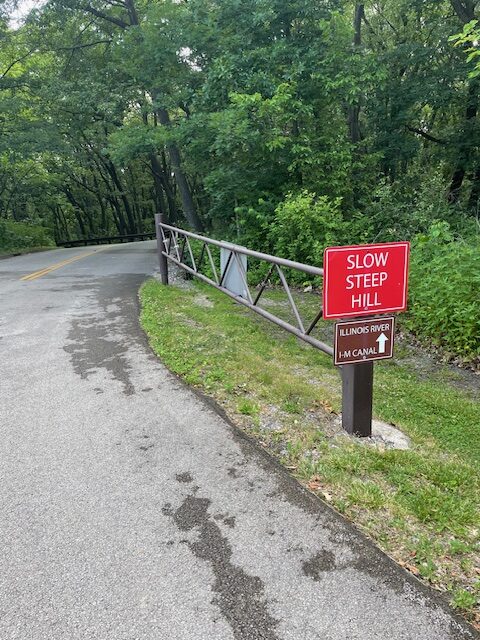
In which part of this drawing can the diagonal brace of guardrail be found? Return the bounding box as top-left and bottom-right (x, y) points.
(157, 221), (332, 357)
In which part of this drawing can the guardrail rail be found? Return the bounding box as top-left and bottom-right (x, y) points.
(155, 214), (374, 437)
(57, 232), (156, 248)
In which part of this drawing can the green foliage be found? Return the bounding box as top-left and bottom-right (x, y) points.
(405, 222), (480, 362)
(366, 171), (457, 241)
(346, 481), (386, 510)
(270, 191), (345, 266)
(233, 199), (277, 250)
(0, 219), (54, 252)
(238, 399), (259, 416)
(108, 124), (170, 165)
(449, 20), (480, 78)
(452, 588), (478, 610)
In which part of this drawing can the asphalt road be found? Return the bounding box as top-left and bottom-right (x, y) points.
(0, 242), (477, 640)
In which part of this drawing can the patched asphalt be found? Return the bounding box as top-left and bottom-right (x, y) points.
(0, 242), (477, 639)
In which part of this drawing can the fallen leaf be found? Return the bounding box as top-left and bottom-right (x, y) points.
(405, 563), (420, 576)
(307, 475), (322, 491)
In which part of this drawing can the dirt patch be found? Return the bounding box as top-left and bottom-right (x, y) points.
(395, 337), (480, 397)
(193, 294), (214, 308)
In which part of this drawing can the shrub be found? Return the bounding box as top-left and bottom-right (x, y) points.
(0, 219), (54, 252)
(404, 222), (480, 363)
(269, 191), (346, 268)
(366, 171), (459, 242)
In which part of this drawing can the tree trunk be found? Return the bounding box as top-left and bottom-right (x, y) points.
(451, 0), (476, 24)
(161, 150), (178, 221)
(448, 1), (478, 203)
(149, 153), (169, 218)
(81, 1), (200, 230)
(106, 196), (127, 235)
(468, 165), (480, 211)
(127, 167), (144, 232)
(156, 107), (204, 231)
(142, 106), (171, 222)
(89, 154), (129, 235)
(448, 80), (478, 203)
(348, 4), (364, 144)
(91, 173), (109, 233)
(65, 189), (87, 237)
(51, 206), (61, 244)
(104, 159), (137, 234)
(57, 206), (71, 241)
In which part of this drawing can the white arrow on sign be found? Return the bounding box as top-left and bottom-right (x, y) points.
(376, 333), (389, 354)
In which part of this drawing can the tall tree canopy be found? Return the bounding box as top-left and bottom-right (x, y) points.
(0, 0), (479, 246)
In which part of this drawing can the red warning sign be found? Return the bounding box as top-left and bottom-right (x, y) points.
(323, 242), (410, 320)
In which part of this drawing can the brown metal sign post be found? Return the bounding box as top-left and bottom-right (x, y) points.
(335, 317), (395, 436)
(341, 362), (374, 437)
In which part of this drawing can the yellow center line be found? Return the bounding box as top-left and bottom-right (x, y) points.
(20, 249), (105, 281)
(21, 257), (83, 280)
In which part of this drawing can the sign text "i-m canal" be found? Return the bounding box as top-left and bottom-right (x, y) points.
(323, 242), (410, 319)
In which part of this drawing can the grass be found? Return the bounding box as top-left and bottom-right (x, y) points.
(140, 277), (480, 627)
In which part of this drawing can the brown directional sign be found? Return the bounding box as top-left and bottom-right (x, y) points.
(334, 317), (395, 366)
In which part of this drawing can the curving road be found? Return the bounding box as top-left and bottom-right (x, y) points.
(0, 242), (477, 640)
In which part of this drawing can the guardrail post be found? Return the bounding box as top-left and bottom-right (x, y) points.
(155, 213), (169, 285)
(341, 362), (373, 437)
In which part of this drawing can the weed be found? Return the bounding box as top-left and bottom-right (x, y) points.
(346, 481), (387, 510)
(238, 399), (259, 416)
(452, 589), (477, 611)
(449, 539), (472, 555)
